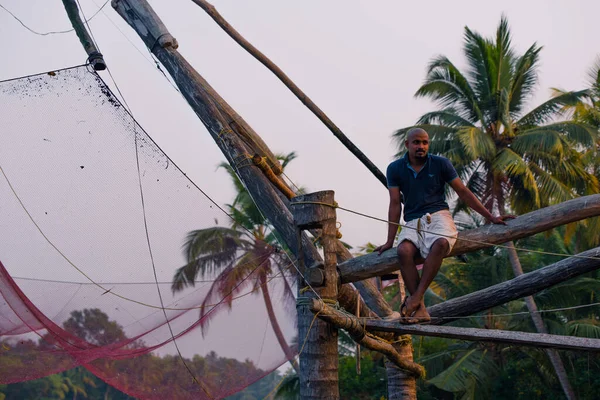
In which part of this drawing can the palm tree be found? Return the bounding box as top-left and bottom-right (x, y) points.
(171, 154), (299, 373)
(395, 17), (598, 399)
(559, 58), (600, 251)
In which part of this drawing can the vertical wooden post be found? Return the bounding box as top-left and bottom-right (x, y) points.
(291, 191), (339, 400)
(62, 0), (106, 70)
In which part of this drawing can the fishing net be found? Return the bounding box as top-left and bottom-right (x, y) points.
(0, 65), (298, 399)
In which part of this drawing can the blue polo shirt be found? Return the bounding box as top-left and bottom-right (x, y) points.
(386, 154), (458, 222)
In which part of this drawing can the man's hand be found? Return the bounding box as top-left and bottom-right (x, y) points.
(488, 215), (516, 225)
(374, 241), (394, 255)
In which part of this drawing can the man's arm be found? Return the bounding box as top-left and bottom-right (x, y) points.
(375, 187), (402, 254)
(448, 177), (510, 225)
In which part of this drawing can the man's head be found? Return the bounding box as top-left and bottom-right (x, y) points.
(405, 128), (429, 161)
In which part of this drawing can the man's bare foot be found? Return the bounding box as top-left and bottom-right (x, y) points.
(400, 296), (431, 324)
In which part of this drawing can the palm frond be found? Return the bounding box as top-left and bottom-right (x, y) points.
(217, 161), (245, 195)
(509, 43), (542, 115)
(456, 126), (496, 160)
(586, 56), (600, 95)
(567, 319), (600, 338)
(428, 348), (499, 397)
(275, 373), (299, 400)
(277, 151), (298, 170)
(517, 90), (589, 127)
(183, 227), (252, 265)
(528, 163), (577, 206)
(417, 55), (483, 123)
(196, 262), (257, 336)
(511, 128), (565, 157)
(463, 26), (492, 107)
(416, 109), (475, 128)
(494, 148), (539, 208)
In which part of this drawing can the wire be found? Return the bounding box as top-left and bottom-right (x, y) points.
(10, 275), (295, 285)
(0, 1), (109, 36)
(132, 119), (214, 398)
(290, 201), (600, 262)
(0, 157), (294, 312)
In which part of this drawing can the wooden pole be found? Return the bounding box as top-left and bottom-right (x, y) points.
(188, 0), (388, 187)
(338, 194), (600, 283)
(62, 0), (106, 70)
(427, 245), (600, 322)
(292, 192), (339, 399)
(363, 320), (600, 352)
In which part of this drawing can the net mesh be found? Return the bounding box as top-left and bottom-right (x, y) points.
(0, 65), (297, 399)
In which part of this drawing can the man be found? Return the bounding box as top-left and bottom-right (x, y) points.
(375, 128), (510, 323)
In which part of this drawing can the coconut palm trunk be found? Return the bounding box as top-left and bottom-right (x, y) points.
(384, 274), (417, 400)
(385, 341), (417, 400)
(505, 242), (576, 399)
(259, 270), (299, 373)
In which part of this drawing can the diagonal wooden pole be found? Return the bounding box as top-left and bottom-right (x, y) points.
(188, 0), (387, 187)
(62, 0), (106, 70)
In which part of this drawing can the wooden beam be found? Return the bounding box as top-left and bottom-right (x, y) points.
(62, 0), (106, 70)
(292, 193), (340, 398)
(427, 245), (600, 323)
(309, 299), (425, 378)
(363, 320), (600, 352)
(338, 194), (600, 283)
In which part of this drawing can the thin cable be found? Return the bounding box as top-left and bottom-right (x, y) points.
(290, 201), (600, 262)
(75, 0), (100, 49)
(10, 275), (295, 285)
(357, 301), (600, 322)
(0, 157), (293, 312)
(0, 1), (108, 36)
(89, 69), (257, 239)
(132, 125), (213, 399)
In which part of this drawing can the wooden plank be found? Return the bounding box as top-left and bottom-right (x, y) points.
(363, 319), (600, 352)
(427, 245), (600, 323)
(338, 194), (600, 283)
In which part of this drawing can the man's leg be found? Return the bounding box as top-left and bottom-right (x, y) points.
(406, 238), (449, 321)
(396, 240), (420, 315)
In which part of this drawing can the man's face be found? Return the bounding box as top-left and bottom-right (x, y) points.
(405, 131), (429, 160)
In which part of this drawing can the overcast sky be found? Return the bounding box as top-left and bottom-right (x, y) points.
(2, 0), (600, 259)
(2, 0), (600, 370)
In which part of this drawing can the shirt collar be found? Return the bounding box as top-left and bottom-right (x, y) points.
(403, 153), (430, 177)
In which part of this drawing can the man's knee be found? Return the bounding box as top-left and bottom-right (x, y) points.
(397, 240), (417, 259)
(431, 238), (450, 255)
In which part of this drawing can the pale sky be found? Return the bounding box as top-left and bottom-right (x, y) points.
(2, 0), (599, 250)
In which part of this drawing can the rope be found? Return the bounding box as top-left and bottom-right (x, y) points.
(290, 201), (600, 262)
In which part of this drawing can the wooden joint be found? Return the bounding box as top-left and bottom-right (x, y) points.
(306, 262), (325, 286)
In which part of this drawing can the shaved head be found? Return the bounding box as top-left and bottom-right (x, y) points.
(406, 128), (428, 141)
